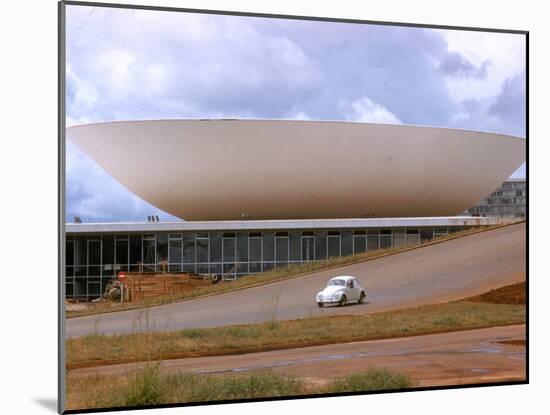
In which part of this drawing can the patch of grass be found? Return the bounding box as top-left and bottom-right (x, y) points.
(431, 315), (460, 326)
(66, 368), (413, 410)
(67, 300), (525, 368)
(171, 371), (304, 402)
(325, 368), (415, 393)
(177, 328), (207, 339)
(123, 364), (163, 406)
(67, 223), (518, 318)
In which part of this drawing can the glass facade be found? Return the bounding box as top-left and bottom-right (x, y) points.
(465, 180), (526, 218)
(65, 226), (458, 301)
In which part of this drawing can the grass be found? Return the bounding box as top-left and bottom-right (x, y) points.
(67, 298), (525, 369)
(66, 366), (415, 410)
(325, 368), (414, 393)
(65, 281), (525, 410)
(66, 222), (518, 318)
(123, 363), (163, 406)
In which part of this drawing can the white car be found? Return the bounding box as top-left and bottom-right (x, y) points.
(316, 276), (366, 307)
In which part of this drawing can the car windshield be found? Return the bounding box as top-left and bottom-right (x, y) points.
(328, 279), (346, 286)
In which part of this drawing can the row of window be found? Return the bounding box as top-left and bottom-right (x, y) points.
(65, 228), (458, 299)
(65, 228), (448, 278)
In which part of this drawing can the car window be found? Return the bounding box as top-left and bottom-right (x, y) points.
(328, 280), (345, 286)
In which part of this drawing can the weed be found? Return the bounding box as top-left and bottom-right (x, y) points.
(67, 368), (413, 410)
(325, 368), (414, 393)
(432, 315), (460, 326)
(123, 363), (163, 406)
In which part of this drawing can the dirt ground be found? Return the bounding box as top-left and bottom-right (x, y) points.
(463, 281), (525, 305)
(68, 279), (527, 393)
(70, 324), (526, 388)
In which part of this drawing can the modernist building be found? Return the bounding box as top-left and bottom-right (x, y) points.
(65, 120), (526, 300)
(464, 179), (526, 218)
(65, 216), (503, 300)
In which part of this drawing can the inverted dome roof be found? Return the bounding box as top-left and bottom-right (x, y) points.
(67, 119), (525, 221)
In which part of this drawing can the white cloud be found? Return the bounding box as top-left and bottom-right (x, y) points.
(66, 64), (99, 109)
(98, 48), (137, 98)
(65, 6), (322, 121)
(64, 6), (525, 221)
(344, 97), (402, 125)
(66, 142), (179, 222)
(288, 111), (311, 120)
(66, 115), (93, 127)
(438, 29), (525, 101)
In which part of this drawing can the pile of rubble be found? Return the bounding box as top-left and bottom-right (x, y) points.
(92, 277), (125, 303)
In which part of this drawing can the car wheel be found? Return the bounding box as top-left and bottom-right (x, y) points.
(317, 302), (324, 308)
(339, 295), (347, 306)
(358, 291), (366, 304)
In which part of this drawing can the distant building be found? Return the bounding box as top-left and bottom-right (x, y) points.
(464, 179), (526, 218)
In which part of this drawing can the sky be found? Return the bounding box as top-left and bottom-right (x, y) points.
(65, 5), (527, 223)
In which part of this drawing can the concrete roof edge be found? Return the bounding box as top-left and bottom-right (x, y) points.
(66, 216), (503, 233)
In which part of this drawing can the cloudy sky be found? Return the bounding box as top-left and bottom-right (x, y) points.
(65, 5), (526, 223)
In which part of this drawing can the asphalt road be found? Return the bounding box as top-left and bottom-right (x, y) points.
(71, 324), (526, 387)
(66, 223), (526, 338)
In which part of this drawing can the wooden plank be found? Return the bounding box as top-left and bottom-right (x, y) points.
(122, 272), (212, 302)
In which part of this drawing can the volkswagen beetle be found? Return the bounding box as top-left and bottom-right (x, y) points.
(316, 276), (366, 307)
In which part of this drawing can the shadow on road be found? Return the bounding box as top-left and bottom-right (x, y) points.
(322, 301), (371, 308)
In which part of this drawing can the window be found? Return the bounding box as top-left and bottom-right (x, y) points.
(315, 231), (327, 260)
(353, 231), (366, 254)
(237, 232), (248, 262)
(102, 235), (114, 266)
(327, 232), (341, 258)
(66, 239), (74, 267)
(249, 234), (262, 262)
(142, 234), (156, 271)
(182, 234), (195, 264)
(433, 228), (448, 238)
(130, 235), (141, 269)
(196, 233), (209, 264)
(168, 235), (182, 272)
(157, 233), (168, 265)
(223, 234), (236, 263)
(405, 229), (420, 246)
(367, 230), (379, 251)
(209, 233), (222, 263)
(302, 234), (315, 261)
(115, 235), (129, 271)
(275, 233), (289, 264)
(263, 232), (275, 262)
(88, 239), (101, 276)
(380, 229), (392, 249)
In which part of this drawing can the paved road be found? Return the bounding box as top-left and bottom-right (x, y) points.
(66, 223), (526, 337)
(71, 325), (526, 387)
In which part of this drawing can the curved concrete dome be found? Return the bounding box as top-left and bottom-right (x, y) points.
(67, 119), (525, 221)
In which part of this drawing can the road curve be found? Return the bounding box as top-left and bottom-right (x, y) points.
(66, 223), (526, 337)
